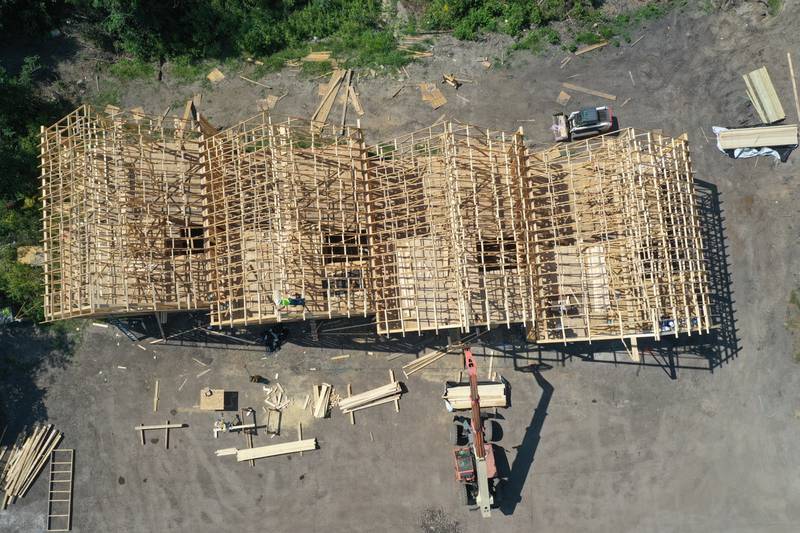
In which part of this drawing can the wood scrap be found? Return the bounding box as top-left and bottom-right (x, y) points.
(92, 322), (108, 328)
(419, 82), (447, 109)
(348, 85), (364, 116)
(561, 82), (616, 101)
(153, 379), (159, 412)
(620, 97), (631, 107)
(239, 75), (271, 89)
(442, 74), (461, 89)
(556, 90), (571, 106)
(340, 69), (353, 134)
(560, 56), (572, 69)
(313, 383), (332, 418)
(311, 69), (345, 129)
(575, 41), (608, 55)
(788, 52), (800, 122)
(302, 51), (332, 62)
(630, 35), (645, 47)
(330, 354), (350, 361)
(347, 384), (355, 424)
(206, 68), (225, 83)
(743, 66), (785, 124)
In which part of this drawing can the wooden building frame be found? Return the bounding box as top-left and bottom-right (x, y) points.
(364, 122), (535, 335)
(40, 106), (712, 347)
(202, 113), (371, 327)
(40, 105), (208, 321)
(526, 129), (712, 343)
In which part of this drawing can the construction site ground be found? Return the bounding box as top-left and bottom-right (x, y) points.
(3, 4), (800, 532)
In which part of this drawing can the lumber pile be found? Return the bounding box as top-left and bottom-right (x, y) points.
(337, 381), (402, 414)
(743, 66), (785, 124)
(443, 383), (508, 410)
(215, 438), (318, 462)
(312, 383), (332, 418)
(1, 425), (63, 509)
(402, 345), (462, 376)
(717, 124), (798, 149)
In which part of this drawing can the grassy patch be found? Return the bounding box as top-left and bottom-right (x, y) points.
(768, 0), (782, 16)
(169, 56), (206, 82)
(301, 60), (334, 77)
(107, 58), (155, 80)
(513, 28), (560, 55)
(92, 86), (121, 109)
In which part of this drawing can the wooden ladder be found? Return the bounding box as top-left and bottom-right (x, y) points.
(46, 449), (74, 532)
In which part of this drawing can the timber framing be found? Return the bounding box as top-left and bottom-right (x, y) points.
(202, 113), (370, 326)
(364, 122), (534, 335)
(40, 105), (208, 321)
(526, 129), (711, 343)
(41, 105), (712, 346)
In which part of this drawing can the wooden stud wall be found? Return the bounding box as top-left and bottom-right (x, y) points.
(364, 122), (534, 336)
(526, 129), (711, 343)
(202, 113), (371, 327)
(40, 105), (208, 321)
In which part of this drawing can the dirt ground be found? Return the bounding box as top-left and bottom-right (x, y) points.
(2, 3), (800, 532)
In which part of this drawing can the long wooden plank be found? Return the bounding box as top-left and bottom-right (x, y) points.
(235, 438), (317, 461)
(717, 124), (798, 149)
(340, 395), (401, 413)
(561, 82), (616, 101)
(743, 66), (785, 124)
(134, 423), (186, 431)
(788, 52), (800, 122)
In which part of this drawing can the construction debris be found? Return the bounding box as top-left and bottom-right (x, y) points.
(788, 52), (800, 121)
(402, 345), (462, 377)
(574, 41), (608, 56)
(443, 382), (507, 409)
(562, 82), (617, 101)
(311, 69), (346, 128)
(302, 51), (332, 62)
(313, 383), (332, 418)
(743, 66), (785, 124)
(419, 82), (447, 109)
(330, 354), (350, 361)
(556, 90), (571, 106)
(206, 68), (225, 83)
(1, 424), (63, 509)
(442, 74), (461, 89)
(338, 381), (402, 414)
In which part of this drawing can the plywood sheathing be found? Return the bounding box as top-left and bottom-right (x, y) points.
(40, 105), (209, 321)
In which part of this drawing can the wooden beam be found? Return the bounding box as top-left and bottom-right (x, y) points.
(235, 439), (317, 462)
(561, 82), (616, 101)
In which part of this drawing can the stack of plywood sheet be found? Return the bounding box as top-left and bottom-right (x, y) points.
(337, 382), (402, 414)
(443, 383), (508, 410)
(717, 124), (798, 149)
(1, 425), (63, 509)
(743, 66), (785, 124)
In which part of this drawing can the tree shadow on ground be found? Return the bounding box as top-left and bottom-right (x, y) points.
(0, 321), (78, 446)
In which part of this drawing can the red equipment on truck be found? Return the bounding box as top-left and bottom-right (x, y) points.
(449, 347), (501, 517)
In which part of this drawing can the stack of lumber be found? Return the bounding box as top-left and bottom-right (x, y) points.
(717, 124), (798, 149)
(1, 424), (63, 509)
(215, 438), (318, 462)
(313, 383), (332, 419)
(337, 382), (402, 414)
(443, 383), (508, 410)
(743, 66), (785, 124)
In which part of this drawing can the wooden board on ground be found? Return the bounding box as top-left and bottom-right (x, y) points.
(557, 90), (571, 106)
(561, 82), (616, 101)
(419, 83), (447, 109)
(575, 41), (608, 56)
(717, 124), (798, 149)
(235, 439), (317, 462)
(743, 66), (785, 124)
(199, 388), (226, 411)
(302, 51), (332, 62)
(207, 68), (225, 83)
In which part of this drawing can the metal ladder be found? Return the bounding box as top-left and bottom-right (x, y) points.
(47, 449), (73, 532)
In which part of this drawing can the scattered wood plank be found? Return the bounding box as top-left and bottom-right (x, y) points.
(302, 51), (332, 62)
(347, 384), (355, 425)
(338, 381), (402, 413)
(575, 41), (608, 56)
(311, 69), (345, 128)
(348, 86), (364, 116)
(313, 383), (332, 419)
(419, 82), (447, 109)
(1, 425), (63, 509)
(92, 322), (108, 328)
(620, 97), (631, 107)
(153, 380), (159, 413)
(717, 124), (798, 149)
(239, 75), (271, 89)
(630, 35), (645, 47)
(743, 66), (785, 124)
(235, 439), (317, 462)
(330, 354), (350, 361)
(561, 82), (617, 101)
(788, 52), (800, 122)
(206, 68), (225, 83)
(134, 423), (186, 431)
(389, 370), (400, 413)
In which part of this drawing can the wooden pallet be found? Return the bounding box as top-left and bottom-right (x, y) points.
(46, 449), (73, 532)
